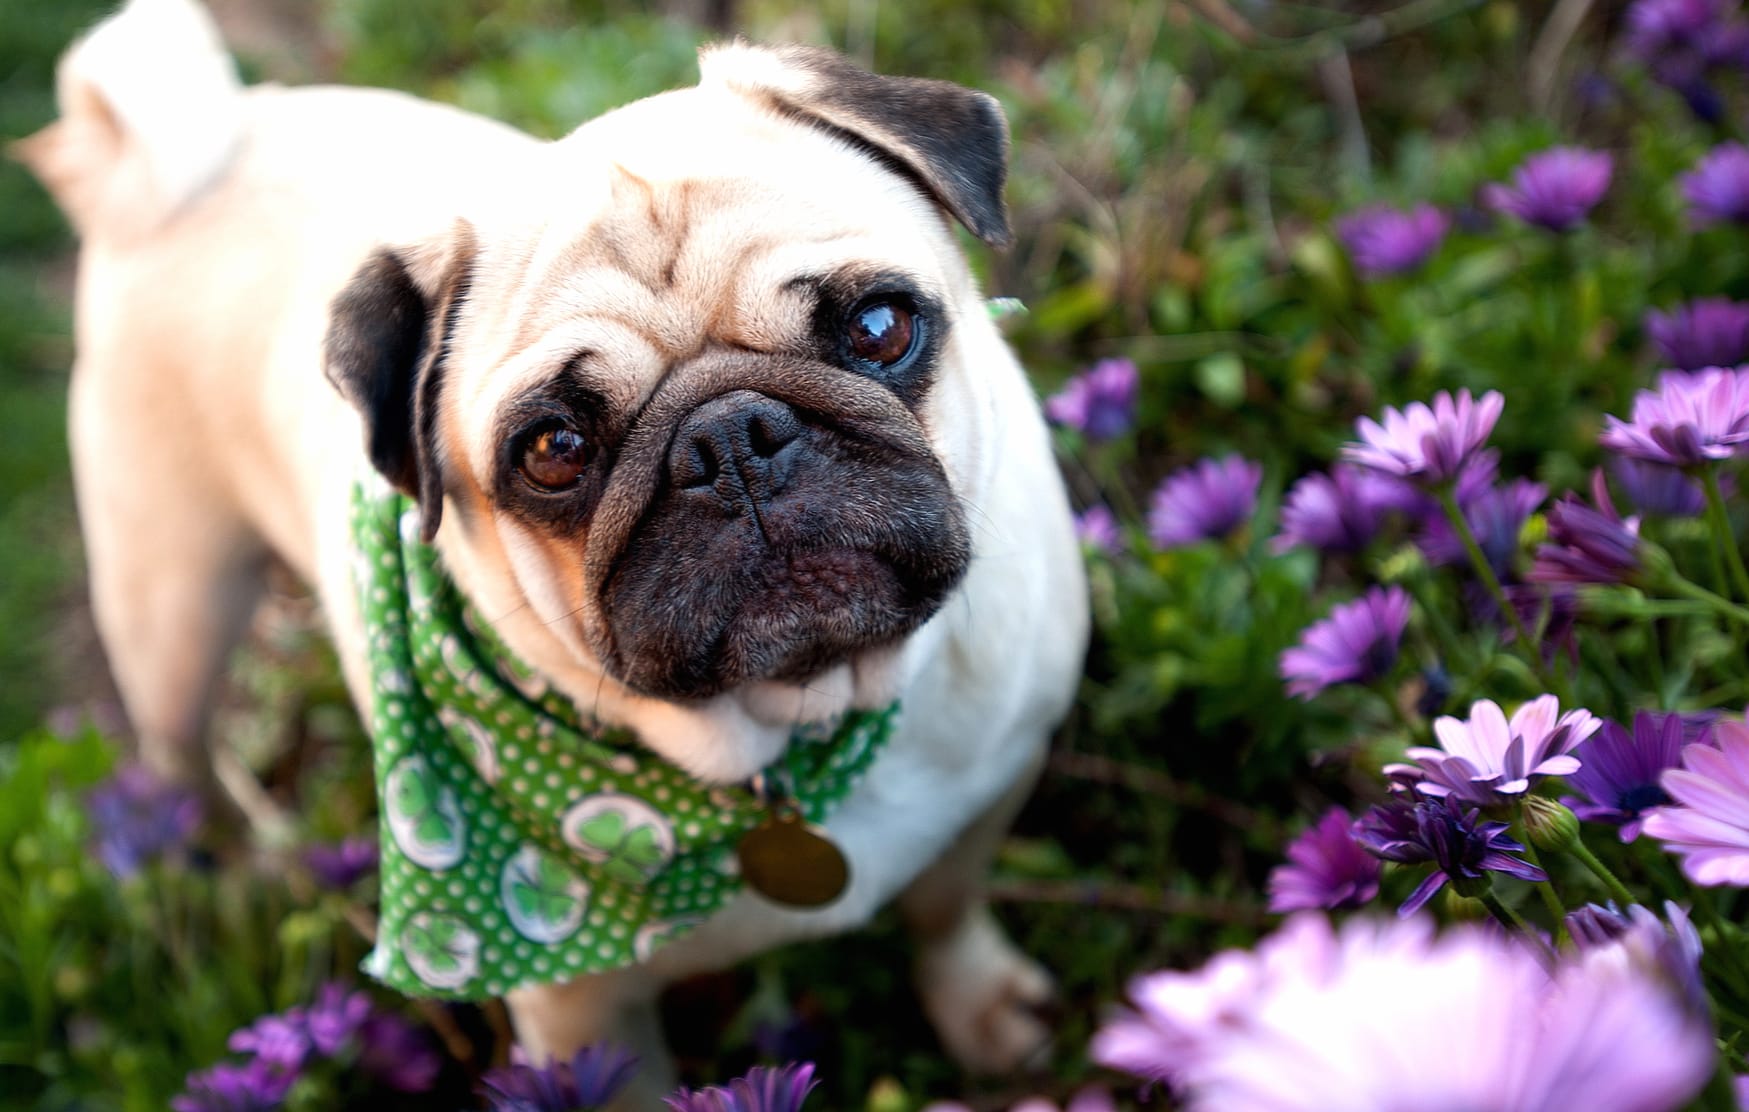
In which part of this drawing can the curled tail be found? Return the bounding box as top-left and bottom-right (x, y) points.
(12, 0), (242, 241)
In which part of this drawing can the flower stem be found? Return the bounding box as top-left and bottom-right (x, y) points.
(1481, 890), (1554, 961)
(1565, 834), (1636, 906)
(1436, 487), (1559, 693)
(1701, 466), (1749, 605)
(1513, 836), (1572, 944)
(1664, 573), (1749, 628)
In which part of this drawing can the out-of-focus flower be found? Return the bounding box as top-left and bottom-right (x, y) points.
(1646, 297), (1749, 370)
(228, 1014), (311, 1073)
(1094, 913), (1714, 1112)
(1683, 143), (1749, 226)
(357, 1011), (441, 1093)
(1496, 583), (1581, 663)
(1266, 808), (1381, 913)
(1565, 900), (1708, 1018)
(1643, 718), (1749, 885)
(1146, 454), (1262, 548)
(1600, 367), (1749, 466)
(665, 1063), (819, 1112)
(1343, 389), (1504, 486)
(1043, 358), (1139, 440)
(1529, 474), (1644, 586)
(1417, 478), (1546, 574)
(1624, 0), (1749, 118)
(1354, 796), (1547, 914)
(1388, 695), (1600, 806)
(923, 1094), (1115, 1112)
(1335, 204), (1449, 278)
(1482, 147), (1613, 231)
(86, 763), (202, 878)
(482, 1044), (639, 1112)
(1272, 465), (1420, 555)
(1564, 711), (1696, 841)
(170, 1061), (295, 1112)
(301, 984), (371, 1057)
(303, 836), (378, 891)
(1610, 457), (1709, 517)
(1074, 505), (1122, 553)
(1278, 586), (1411, 699)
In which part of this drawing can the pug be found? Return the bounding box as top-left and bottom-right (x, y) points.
(19, 0), (1088, 1091)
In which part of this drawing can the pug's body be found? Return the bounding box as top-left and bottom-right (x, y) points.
(22, 0), (1088, 1088)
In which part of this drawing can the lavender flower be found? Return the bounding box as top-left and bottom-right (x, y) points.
(1529, 475), (1644, 586)
(1642, 718), (1749, 885)
(1565, 901), (1708, 1018)
(357, 1012), (441, 1093)
(86, 763), (202, 878)
(1272, 465), (1419, 554)
(1646, 297), (1749, 370)
(1044, 358), (1139, 440)
(1682, 143), (1749, 226)
(1266, 808), (1381, 912)
(1599, 367), (1749, 466)
(1610, 457), (1708, 517)
(1389, 694), (1600, 806)
(1482, 147), (1613, 231)
(1146, 454), (1262, 548)
(1417, 478), (1546, 574)
(227, 1013), (311, 1072)
(1623, 0), (1749, 117)
(302, 984), (371, 1057)
(1343, 389), (1504, 486)
(303, 836), (378, 891)
(666, 1063), (819, 1112)
(481, 1044), (639, 1111)
(171, 1061), (295, 1112)
(1278, 586), (1411, 699)
(1353, 796), (1547, 914)
(1335, 204), (1449, 278)
(1074, 505), (1122, 553)
(1563, 711), (1696, 841)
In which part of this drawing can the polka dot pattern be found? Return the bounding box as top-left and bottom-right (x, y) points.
(351, 484), (898, 1000)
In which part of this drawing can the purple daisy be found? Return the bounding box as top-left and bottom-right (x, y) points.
(665, 1063), (820, 1112)
(1343, 389), (1504, 486)
(1600, 367), (1749, 466)
(1482, 147), (1613, 231)
(1388, 694), (1600, 806)
(1610, 457), (1708, 517)
(1074, 505), (1122, 553)
(303, 836), (378, 891)
(1271, 465), (1420, 554)
(227, 1013), (311, 1073)
(481, 1044), (639, 1112)
(1682, 143), (1749, 227)
(1563, 711), (1696, 841)
(1529, 474), (1643, 586)
(1266, 808), (1381, 912)
(1335, 204), (1450, 278)
(1278, 586), (1411, 700)
(1146, 454), (1262, 548)
(86, 763), (202, 878)
(357, 1012), (441, 1093)
(171, 1061), (295, 1112)
(1417, 478), (1547, 574)
(1565, 901), (1709, 1019)
(1642, 718), (1749, 885)
(301, 984), (371, 1057)
(1646, 297), (1749, 370)
(1043, 358), (1139, 440)
(1354, 796), (1548, 914)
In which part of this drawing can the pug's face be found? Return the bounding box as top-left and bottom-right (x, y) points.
(325, 45), (1012, 703)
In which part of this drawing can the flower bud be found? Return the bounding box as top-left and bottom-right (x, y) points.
(1522, 795), (1581, 853)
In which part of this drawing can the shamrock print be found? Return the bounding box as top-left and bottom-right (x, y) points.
(562, 795), (675, 885)
(384, 755), (466, 869)
(437, 707), (500, 785)
(500, 844), (588, 943)
(401, 912), (480, 990)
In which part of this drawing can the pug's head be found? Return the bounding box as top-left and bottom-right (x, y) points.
(323, 44), (1010, 706)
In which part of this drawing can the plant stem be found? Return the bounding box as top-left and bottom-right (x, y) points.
(1481, 890), (1555, 962)
(1437, 487), (1561, 693)
(1514, 836), (1572, 944)
(1665, 574), (1749, 628)
(1702, 466), (1749, 604)
(1566, 834), (1636, 906)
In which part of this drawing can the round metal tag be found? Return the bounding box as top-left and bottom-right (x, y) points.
(736, 812), (849, 908)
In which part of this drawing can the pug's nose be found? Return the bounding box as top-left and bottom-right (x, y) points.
(667, 391), (802, 503)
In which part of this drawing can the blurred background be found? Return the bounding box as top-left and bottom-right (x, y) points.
(4, 0), (1746, 1108)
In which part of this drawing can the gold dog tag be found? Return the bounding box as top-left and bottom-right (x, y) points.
(736, 810), (849, 908)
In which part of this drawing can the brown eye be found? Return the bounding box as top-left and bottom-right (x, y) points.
(847, 299), (917, 367)
(518, 425), (588, 490)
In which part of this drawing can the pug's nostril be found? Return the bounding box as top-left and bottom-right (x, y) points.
(666, 392), (801, 496)
(673, 435), (721, 489)
(747, 406), (800, 458)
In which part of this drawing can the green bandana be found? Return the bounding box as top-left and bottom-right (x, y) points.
(349, 483), (897, 1000)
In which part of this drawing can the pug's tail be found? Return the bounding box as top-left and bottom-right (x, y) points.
(11, 0), (242, 241)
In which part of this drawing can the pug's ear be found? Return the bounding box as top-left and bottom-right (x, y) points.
(323, 222), (475, 541)
(699, 43), (1013, 248)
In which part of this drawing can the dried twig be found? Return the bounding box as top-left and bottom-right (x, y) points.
(1529, 0), (1598, 116)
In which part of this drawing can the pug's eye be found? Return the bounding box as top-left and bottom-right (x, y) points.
(846, 298), (917, 368)
(517, 423), (589, 491)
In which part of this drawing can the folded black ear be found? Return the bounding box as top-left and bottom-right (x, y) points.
(323, 223), (476, 541)
(700, 43), (1013, 248)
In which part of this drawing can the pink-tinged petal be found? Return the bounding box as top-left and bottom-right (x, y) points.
(1495, 778), (1532, 795)
(1661, 768), (1749, 827)
(1677, 848), (1749, 887)
(1510, 694), (1560, 745)
(1533, 755), (1582, 777)
(1642, 807), (1749, 849)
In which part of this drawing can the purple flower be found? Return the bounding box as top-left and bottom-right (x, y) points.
(1683, 143), (1749, 226)
(303, 836), (378, 891)
(228, 1014), (311, 1072)
(1600, 367), (1749, 466)
(1146, 454), (1261, 548)
(1343, 389), (1504, 486)
(1389, 694), (1600, 806)
(1417, 478), (1546, 574)
(666, 1063), (820, 1112)
(170, 1061), (294, 1112)
(1610, 457), (1708, 517)
(1354, 796), (1547, 914)
(1563, 711), (1696, 841)
(357, 1011), (441, 1093)
(1482, 147), (1613, 231)
(86, 763), (202, 878)
(1565, 901), (1709, 1018)
(481, 1044), (639, 1111)
(1074, 505), (1122, 553)
(1642, 718), (1749, 885)
(302, 983), (371, 1057)
(1271, 465), (1419, 554)
(1646, 297), (1749, 370)
(1266, 808), (1381, 912)
(1335, 204), (1450, 278)
(1044, 358), (1139, 440)
(1529, 475), (1644, 585)
(1624, 0), (1749, 116)
(1278, 586), (1411, 699)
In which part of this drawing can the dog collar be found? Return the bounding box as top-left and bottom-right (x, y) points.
(349, 483), (897, 1000)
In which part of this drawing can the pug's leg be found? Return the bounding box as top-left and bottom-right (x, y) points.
(899, 746), (1054, 1074)
(505, 968), (676, 1110)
